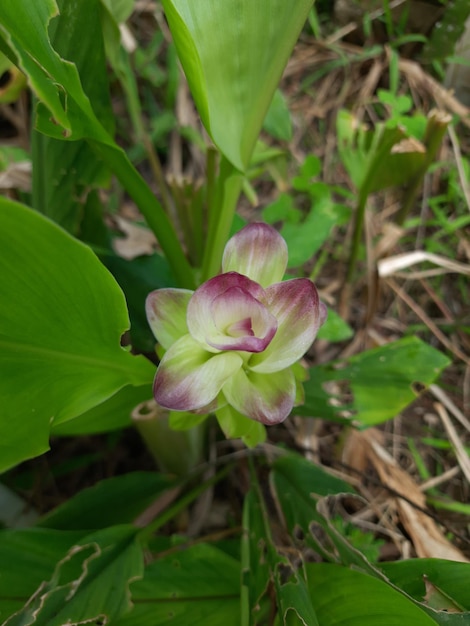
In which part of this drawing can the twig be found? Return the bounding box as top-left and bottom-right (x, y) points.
(448, 124), (470, 213)
(434, 402), (470, 485)
(419, 466), (461, 492)
(386, 277), (470, 365)
(430, 385), (470, 434)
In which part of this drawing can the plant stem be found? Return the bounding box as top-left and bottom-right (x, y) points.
(132, 401), (206, 477)
(118, 50), (176, 221)
(137, 463), (232, 543)
(345, 190), (368, 286)
(90, 140), (195, 289)
(396, 110), (451, 226)
(201, 155), (243, 281)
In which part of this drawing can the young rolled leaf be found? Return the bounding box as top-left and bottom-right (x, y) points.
(0, 198), (155, 473)
(0, 0), (194, 288)
(162, 0), (314, 171)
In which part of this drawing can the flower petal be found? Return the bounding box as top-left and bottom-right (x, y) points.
(222, 222), (287, 287)
(146, 288), (193, 350)
(222, 366), (296, 424)
(187, 272), (266, 352)
(208, 286), (277, 351)
(154, 334), (243, 411)
(249, 279), (324, 373)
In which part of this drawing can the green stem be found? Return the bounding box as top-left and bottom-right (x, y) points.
(90, 140), (195, 289)
(137, 463), (232, 543)
(345, 190), (368, 285)
(343, 124), (404, 292)
(133, 402), (206, 477)
(118, 49), (175, 221)
(396, 110), (451, 226)
(201, 155), (243, 281)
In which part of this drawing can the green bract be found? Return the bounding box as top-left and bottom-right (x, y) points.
(146, 223), (326, 426)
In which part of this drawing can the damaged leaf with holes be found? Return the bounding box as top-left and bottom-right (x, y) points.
(297, 337), (450, 426)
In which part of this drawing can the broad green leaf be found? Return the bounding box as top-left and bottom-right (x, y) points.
(381, 559), (470, 611)
(297, 337), (450, 427)
(38, 472), (175, 530)
(306, 563), (439, 626)
(51, 384), (153, 435)
(31, 0), (113, 233)
(0, 0), (194, 288)
(4, 525), (143, 626)
(0, 528), (88, 621)
(162, 0), (313, 171)
(0, 198), (155, 472)
(115, 543), (240, 626)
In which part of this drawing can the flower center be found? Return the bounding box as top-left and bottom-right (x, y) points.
(225, 316), (254, 338)
(207, 286), (277, 352)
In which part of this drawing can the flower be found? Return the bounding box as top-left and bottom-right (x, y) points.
(146, 223), (326, 425)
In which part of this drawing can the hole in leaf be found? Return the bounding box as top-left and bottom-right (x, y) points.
(411, 381), (426, 394)
(323, 379), (354, 407)
(0, 71), (12, 89)
(293, 525), (305, 542)
(277, 562), (294, 585)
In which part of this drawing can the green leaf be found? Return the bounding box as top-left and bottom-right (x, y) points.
(336, 109), (427, 195)
(0, 528), (87, 621)
(31, 0), (113, 233)
(162, 0), (313, 170)
(0, 198), (155, 472)
(38, 472), (175, 530)
(115, 543), (241, 626)
(263, 89), (293, 141)
(0, 0), (194, 288)
(241, 489), (273, 625)
(51, 384), (153, 436)
(243, 484), (319, 626)
(0, 0), (106, 141)
(270, 454), (356, 563)
(262, 193), (300, 224)
(306, 563), (439, 626)
(100, 0), (134, 24)
(316, 309), (353, 343)
(4, 525), (143, 626)
(297, 337), (450, 427)
(282, 197), (350, 268)
(381, 559), (470, 612)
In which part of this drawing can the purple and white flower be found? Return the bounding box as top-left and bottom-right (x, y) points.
(146, 223), (326, 425)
